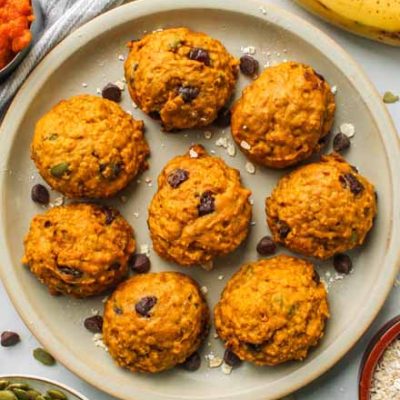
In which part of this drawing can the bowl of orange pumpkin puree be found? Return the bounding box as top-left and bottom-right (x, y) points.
(0, 0), (42, 80)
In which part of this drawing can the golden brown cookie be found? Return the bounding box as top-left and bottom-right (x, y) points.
(124, 27), (239, 131)
(31, 95), (149, 198)
(231, 62), (336, 168)
(22, 203), (135, 297)
(148, 145), (252, 266)
(214, 255), (329, 366)
(103, 272), (209, 373)
(266, 153), (377, 259)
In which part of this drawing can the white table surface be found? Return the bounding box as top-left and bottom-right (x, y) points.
(1, 1), (399, 399)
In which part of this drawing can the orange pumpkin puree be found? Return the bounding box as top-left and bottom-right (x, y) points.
(0, 0), (33, 69)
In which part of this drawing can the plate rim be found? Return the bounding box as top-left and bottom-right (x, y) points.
(0, 0), (399, 399)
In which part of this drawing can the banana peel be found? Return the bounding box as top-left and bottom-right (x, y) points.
(294, 0), (400, 46)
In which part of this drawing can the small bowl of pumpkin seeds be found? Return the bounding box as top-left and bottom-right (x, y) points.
(0, 375), (89, 400)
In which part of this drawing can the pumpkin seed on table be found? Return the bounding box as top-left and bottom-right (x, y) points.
(383, 91), (399, 104)
(33, 347), (56, 366)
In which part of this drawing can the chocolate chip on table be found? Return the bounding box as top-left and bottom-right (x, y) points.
(188, 48), (211, 66)
(333, 253), (353, 274)
(239, 55), (259, 77)
(33, 347), (56, 366)
(333, 133), (351, 152)
(179, 86), (200, 103)
(57, 265), (83, 278)
(180, 352), (201, 371)
(214, 107), (231, 127)
(223, 349), (242, 367)
(339, 173), (364, 195)
(135, 296), (157, 317)
(1, 331), (20, 347)
(101, 83), (122, 103)
(167, 169), (189, 188)
(198, 191), (215, 216)
(256, 236), (277, 256)
(277, 220), (291, 239)
(31, 184), (50, 205)
(129, 254), (151, 274)
(84, 315), (103, 333)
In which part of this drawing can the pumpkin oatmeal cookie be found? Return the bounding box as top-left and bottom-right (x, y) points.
(214, 255), (329, 366)
(22, 203), (135, 297)
(103, 272), (209, 373)
(148, 145), (252, 266)
(31, 94), (149, 198)
(231, 62), (336, 168)
(266, 153), (377, 259)
(124, 27), (239, 131)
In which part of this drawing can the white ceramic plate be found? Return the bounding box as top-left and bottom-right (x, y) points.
(0, 1), (399, 399)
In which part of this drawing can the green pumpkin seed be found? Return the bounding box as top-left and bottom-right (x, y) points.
(25, 390), (41, 400)
(0, 390), (18, 400)
(383, 91), (399, 104)
(33, 347), (56, 366)
(46, 390), (67, 400)
(0, 381), (10, 390)
(46, 133), (59, 141)
(11, 389), (29, 400)
(8, 384), (30, 391)
(50, 162), (70, 178)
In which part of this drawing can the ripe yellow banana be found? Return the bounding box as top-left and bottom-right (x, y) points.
(294, 0), (400, 46)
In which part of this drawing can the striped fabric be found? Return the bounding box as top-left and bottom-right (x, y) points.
(0, 0), (123, 114)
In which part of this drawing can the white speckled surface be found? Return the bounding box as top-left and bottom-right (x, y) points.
(1, 1), (399, 399)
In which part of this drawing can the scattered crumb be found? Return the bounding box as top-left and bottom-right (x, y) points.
(133, 212), (139, 218)
(96, 88), (101, 94)
(49, 196), (65, 208)
(240, 140), (251, 150)
(101, 296), (109, 304)
(249, 198), (254, 205)
(91, 308), (99, 316)
(114, 80), (125, 91)
(241, 45), (256, 55)
(81, 82), (88, 88)
(250, 221), (256, 226)
(216, 137), (229, 148)
(210, 150), (216, 154)
(208, 355), (223, 368)
(120, 195), (127, 203)
(227, 143), (236, 157)
(213, 333), (219, 339)
(340, 123), (355, 138)
(203, 130), (213, 140)
(92, 333), (108, 352)
(218, 275), (224, 280)
(189, 148), (199, 158)
(245, 161), (256, 174)
(132, 102), (138, 109)
(140, 244), (150, 257)
(118, 54), (125, 61)
(221, 362), (233, 375)
(331, 85), (338, 95)
(201, 261), (214, 271)
(200, 286), (208, 295)
(259, 6), (267, 15)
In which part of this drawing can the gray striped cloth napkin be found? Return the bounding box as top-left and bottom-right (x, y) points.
(0, 0), (123, 114)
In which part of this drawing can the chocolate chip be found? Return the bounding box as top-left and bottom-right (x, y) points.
(277, 221), (291, 239)
(188, 48), (211, 66)
(57, 265), (83, 278)
(246, 342), (262, 352)
(179, 86), (200, 103)
(44, 221), (52, 228)
(198, 191), (215, 216)
(339, 173), (364, 195)
(101, 83), (122, 103)
(240, 55), (259, 77)
(149, 111), (161, 120)
(129, 254), (150, 274)
(223, 349), (242, 367)
(180, 352), (201, 371)
(1, 331), (20, 347)
(333, 253), (353, 274)
(214, 107), (231, 127)
(31, 184), (50, 205)
(102, 206), (117, 225)
(256, 236), (277, 255)
(168, 169), (189, 188)
(333, 133), (351, 152)
(135, 296), (157, 317)
(84, 316), (103, 333)
(114, 306), (123, 315)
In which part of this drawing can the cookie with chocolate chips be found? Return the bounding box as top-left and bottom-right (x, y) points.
(31, 94), (149, 198)
(214, 255), (329, 366)
(148, 145), (252, 266)
(103, 272), (209, 373)
(266, 153), (377, 259)
(22, 203), (135, 297)
(124, 27), (238, 131)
